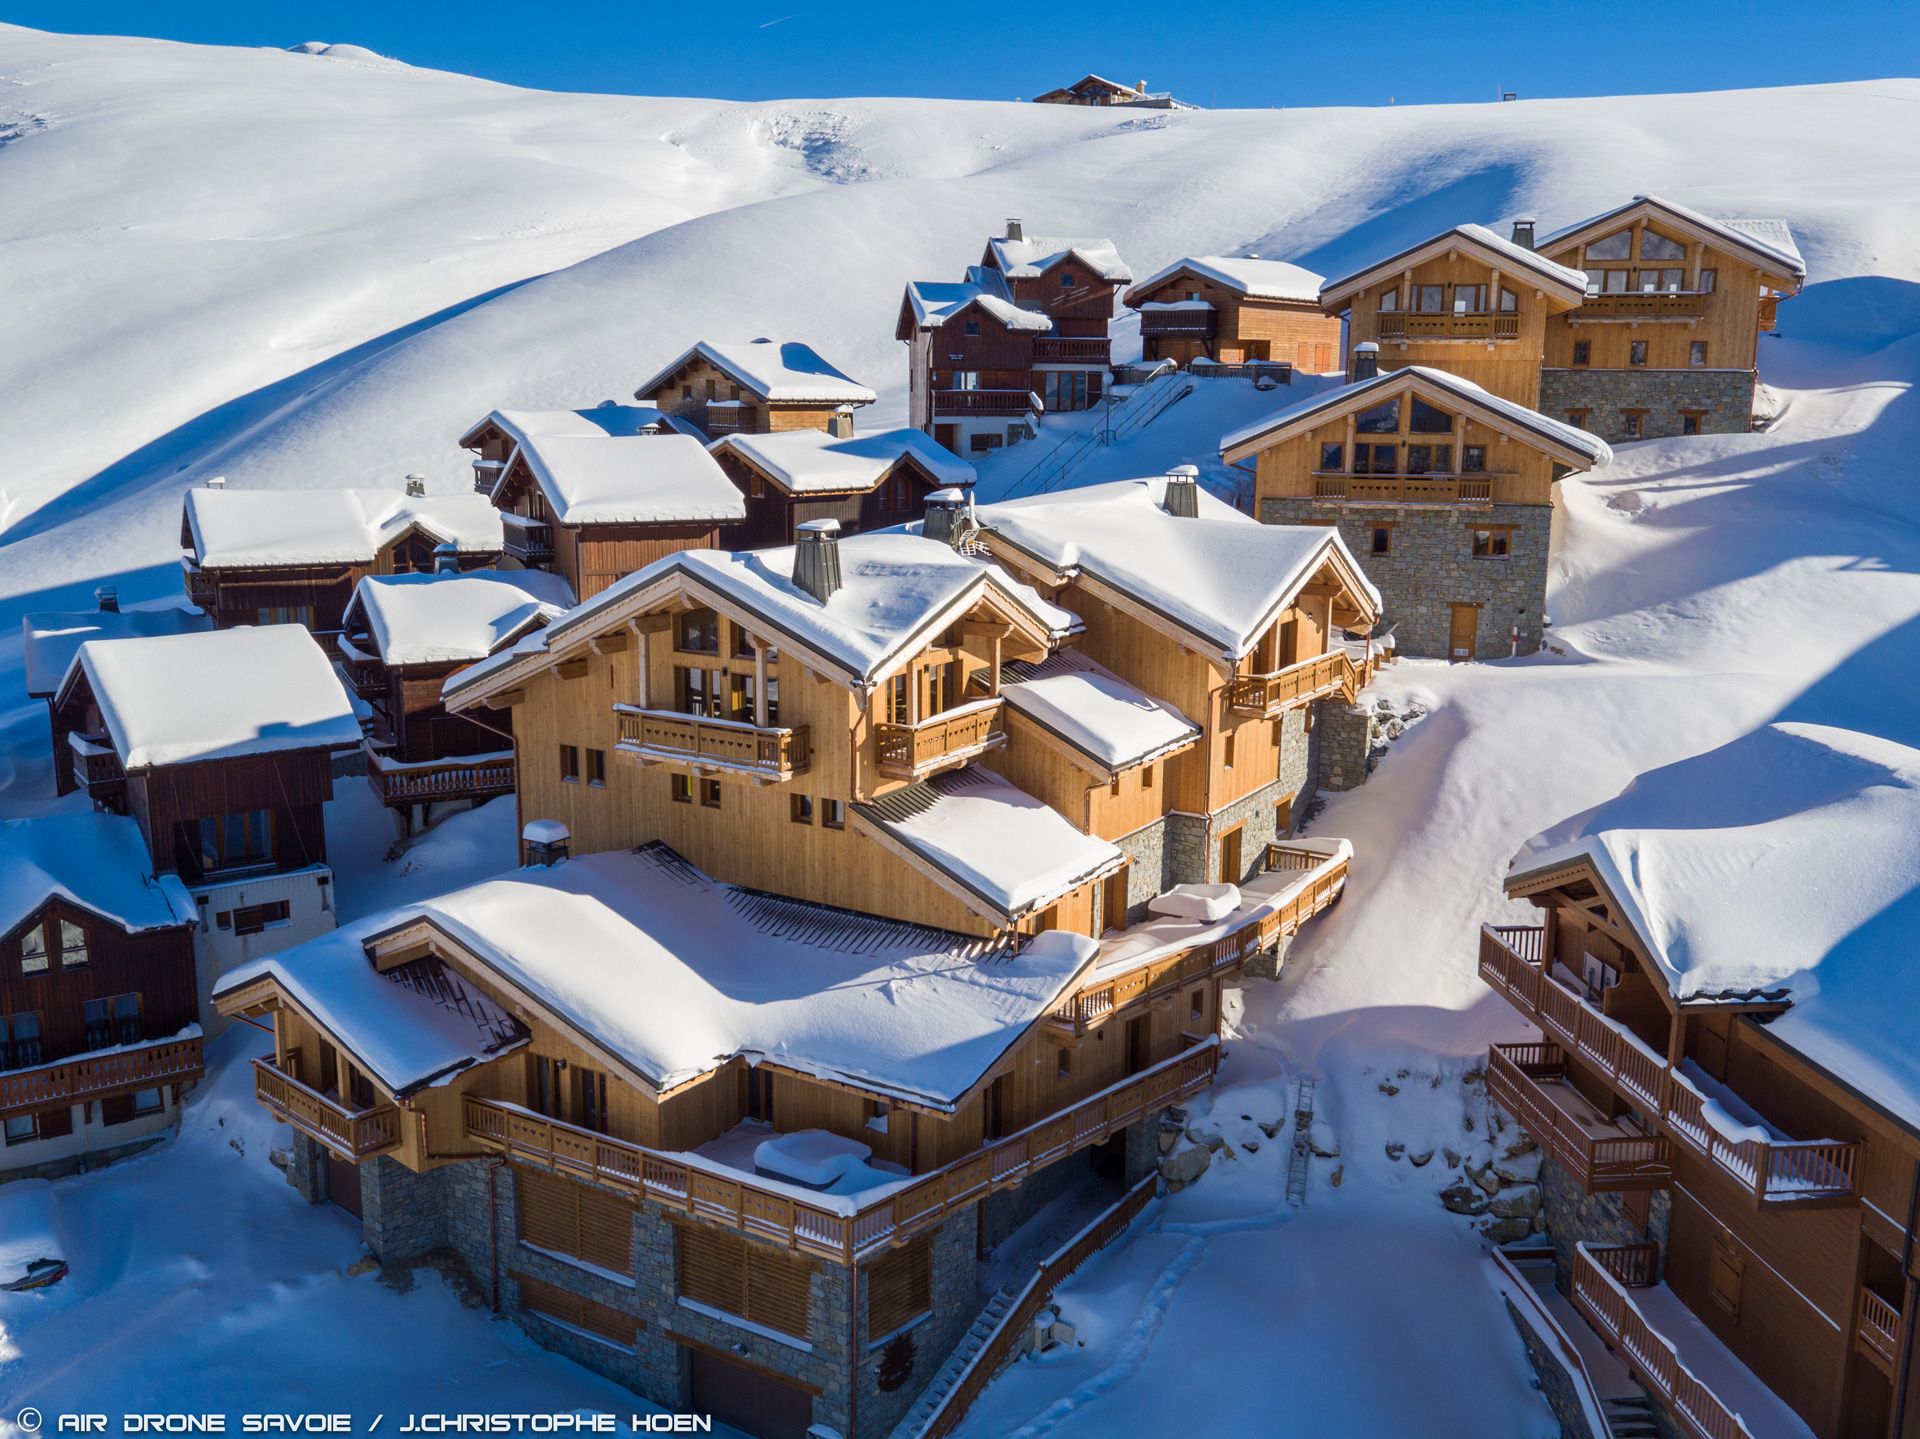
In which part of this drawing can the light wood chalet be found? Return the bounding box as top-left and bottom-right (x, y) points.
(462, 409), (746, 602)
(1533, 196), (1806, 443)
(337, 564), (575, 824)
(1221, 365), (1611, 662)
(1479, 724), (1920, 1439)
(1031, 74), (1193, 110)
(1, 814), (204, 1178)
(179, 480), (502, 636)
(631, 339), (878, 440)
(1319, 223), (1590, 408)
(1123, 256), (1343, 371)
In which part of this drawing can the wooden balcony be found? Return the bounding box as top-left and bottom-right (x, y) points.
(366, 747), (517, 808)
(252, 1056), (403, 1159)
(1857, 1288), (1903, 1378)
(1311, 472), (1495, 504)
(337, 644), (386, 701)
(614, 705), (810, 782)
(465, 1041), (1217, 1264)
(68, 733), (125, 801)
(181, 562), (219, 609)
(1479, 925), (1861, 1207)
(1227, 650), (1369, 718)
(1138, 310), (1217, 338)
(1758, 297), (1779, 332)
(501, 518), (555, 565)
(873, 698), (1005, 781)
(1571, 1243), (1753, 1439)
(1, 1035), (205, 1119)
(1033, 336), (1112, 362)
(1574, 293), (1709, 321)
(1377, 312), (1520, 342)
(1486, 1043), (1672, 1192)
(932, 389), (1044, 417)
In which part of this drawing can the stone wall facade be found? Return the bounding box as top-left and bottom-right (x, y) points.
(1108, 820), (1169, 928)
(1313, 700), (1373, 793)
(1260, 499), (1552, 660)
(1539, 1154), (1672, 1291)
(284, 1130), (327, 1205)
(1539, 367), (1755, 444)
(361, 1153), (450, 1261)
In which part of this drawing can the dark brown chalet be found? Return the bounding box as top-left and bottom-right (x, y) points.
(1, 814), (204, 1179)
(630, 338), (878, 439)
(180, 479), (503, 637)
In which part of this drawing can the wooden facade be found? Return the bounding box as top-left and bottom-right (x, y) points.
(635, 353), (874, 439)
(711, 443), (943, 550)
(1124, 265), (1343, 369)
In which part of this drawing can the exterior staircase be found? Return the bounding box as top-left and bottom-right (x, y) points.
(887, 1288), (1016, 1439)
(1602, 1394), (1661, 1438)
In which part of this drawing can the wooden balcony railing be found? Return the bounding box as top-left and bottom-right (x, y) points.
(1053, 847), (1347, 1032)
(252, 1056), (403, 1159)
(465, 1042), (1217, 1265)
(613, 705), (810, 781)
(1138, 311), (1217, 338)
(1479, 925), (1860, 1207)
(873, 698), (1004, 780)
(338, 650), (387, 701)
(1311, 473), (1496, 504)
(1858, 1288), (1903, 1377)
(1227, 650), (1369, 718)
(1575, 293), (1709, 320)
(181, 562), (220, 609)
(1571, 1243), (1753, 1439)
(1487, 1045), (1672, 1192)
(367, 750), (517, 806)
(2, 1035), (205, 1118)
(68, 734), (125, 795)
(502, 522), (555, 565)
(1758, 297), (1779, 333)
(932, 389), (1044, 417)
(1377, 312), (1521, 341)
(1032, 336), (1113, 361)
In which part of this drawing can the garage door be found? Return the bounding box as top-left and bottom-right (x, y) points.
(687, 1347), (812, 1439)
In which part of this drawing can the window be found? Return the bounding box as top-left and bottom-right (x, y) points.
(1629, 341), (1647, 366)
(128, 1089), (161, 1116)
(1451, 284), (1485, 315)
(1471, 529), (1512, 560)
(822, 799), (846, 830)
(791, 794), (814, 825)
(1572, 341), (1590, 366)
(232, 900), (291, 937)
(1640, 229), (1685, 261)
(969, 432), (1003, 455)
(1319, 442), (1344, 472)
(677, 607), (720, 655)
(256, 605), (314, 628)
(56, 919), (87, 969)
(681, 384), (693, 400)
(886, 674), (910, 725)
(1689, 341), (1707, 367)
(1191, 988), (1205, 1022)
(1462, 446), (1486, 472)
(1140, 764), (1154, 790)
(1642, 268), (1684, 293)
(1566, 411), (1589, 430)
(1354, 399), (1399, 433)
(1354, 443), (1396, 475)
(1057, 1046), (1072, 1081)
(1407, 445), (1432, 475)
(559, 744), (580, 783)
(4, 1114), (37, 1146)
(1416, 285), (1444, 312)
(1409, 398), (1453, 433)
(1108, 775), (1120, 798)
(1223, 731), (1235, 769)
(3, 1012), (41, 1068)
(678, 1223), (815, 1340)
(84, 993), (141, 1051)
(1621, 411), (1644, 440)
(192, 811), (273, 875)
(1682, 412), (1704, 436)
(1041, 370), (1099, 413)
(963, 320), (979, 336)
(700, 779), (722, 809)
(1370, 526), (1392, 557)
(586, 749), (606, 787)
(677, 666), (720, 718)
(1499, 288), (1518, 313)
(577, 1068), (609, 1135)
(20, 924), (47, 975)
(1587, 229), (1632, 261)
(671, 774), (693, 804)
(1060, 270), (1075, 288)
(1377, 288), (1398, 312)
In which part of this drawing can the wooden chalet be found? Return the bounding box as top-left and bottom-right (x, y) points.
(49, 625), (364, 1029)
(1221, 365), (1612, 661)
(1318, 223), (1590, 408)
(1533, 196), (1806, 442)
(1031, 74), (1193, 110)
(461, 409), (746, 602)
(338, 563), (575, 826)
(1, 814), (204, 1179)
(631, 339), (878, 440)
(1123, 256), (1343, 371)
(1479, 723), (1920, 1439)
(179, 480), (502, 636)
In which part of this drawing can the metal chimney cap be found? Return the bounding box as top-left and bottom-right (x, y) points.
(1005, 217), (1024, 241)
(926, 488), (966, 504)
(94, 585), (119, 612)
(1354, 341), (1380, 353)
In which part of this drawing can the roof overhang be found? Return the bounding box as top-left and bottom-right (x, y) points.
(1319, 230), (1588, 314)
(1537, 196), (1804, 292)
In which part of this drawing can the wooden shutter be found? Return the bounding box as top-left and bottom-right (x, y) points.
(746, 1245), (815, 1341)
(678, 1224), (748, 1317)
(677, 1223), (814, 1340)
(1709, 1233), (1744, 1318)
(39, 1104), (74, 1140)
(866, 1236), (931, 1338)
(517, 1165), (580, 1256)
(578, 1182), (635, 1275)
(511, 1271), (640, 1349)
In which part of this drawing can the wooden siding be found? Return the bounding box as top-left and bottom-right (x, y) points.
(126, 750), (334, 877)
(1129, 272), (1343, 367)
(570, 523), (720, 601)
(638, 355), (853, 437)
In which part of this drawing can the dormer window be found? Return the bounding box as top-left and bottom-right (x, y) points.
(964, 320), (979, 336)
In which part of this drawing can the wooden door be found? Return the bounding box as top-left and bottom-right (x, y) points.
(1219, 827), (1243, 885)
(1695, 1013), (1732, 1081)
(1448, 604), (1479, 662)
(1126, 1016), (1149, 1076)
(687, 1347), (813, 1439)
(1102, 863), (1131, 934)
(327, 1154), (363, 1219)
(934, 424), (960, 456)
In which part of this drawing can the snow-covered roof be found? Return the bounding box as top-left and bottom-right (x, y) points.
(1538, 195), (1805, 279)
(1508, 723), (1920, 1130)
(0, 813), (197, 940)
(507, 429), (745, 527)
(346, 569), (576, 667)
(1319, 223), (1589, 304)
(999, 649), (1199, 773)
(901, 269), (1053, 333)
(21, 603), (212, 698)
(183, 487), (502, 569)
(985, 234), (1132, 285)
(978, 476), (1380, 661)
(1218, 365), (1614, 470)
(1126, 255), (1324, 306)
(853, 766), (1124, 923)
(633, 340), (877, 406)
(67, 626), (363, 769)
(218, 845), (1098, 1109)
(460, 404), (672, 450)
(711, 426), (975, 495)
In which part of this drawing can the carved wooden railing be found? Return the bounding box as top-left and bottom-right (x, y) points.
(873, 698), (1005, 780)
(252, 1057), (402, 1159)
(501, 519), (555, 564)
(1, 1036), (204, 1118)
(932, 390), (1044, 417)
(465, 1043), (1217, 1265)
(1228, 650), (1369, 718)
(1572, 1243), (1758, 1439)
(1858, 1288), (1903, 1375)
(1032, 336), (1113, 360)
(68, 733), (125, 794)
(1486, 1043), (1673, 1193)
(1137, 311), (1217, 337)
(1310, 474), (1496, 504)
(368, 752), (517, 805)
(1479, 925), (1859, 1206)
(1377, 312), (1521, 341)
(613, 705), (810, 780)
(1576, 293), (1710, 320)
(181, 562), (220, 608)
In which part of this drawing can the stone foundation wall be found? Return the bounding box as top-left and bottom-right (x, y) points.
(1109, 821), (1169, 928)
(1538, 1153), (1671, 1291)
(1313, 700), (1374, 793)
(1539, 368), (1755, 444)
(857, 1214), (980, 1439)
(1502, 1294), (1600, 1439)
(1261, 499), (1552, 660)
(285, 1130), (327, 1205)
(361, 1153), (449, 1262)
(983, 1148), (1097, 1251)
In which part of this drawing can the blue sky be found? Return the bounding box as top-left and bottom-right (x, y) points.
(10, 0), (1917, 107)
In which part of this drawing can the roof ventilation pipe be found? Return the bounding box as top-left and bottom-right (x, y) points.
(95, 586), (119, 613)
(1510, 218), (1536, 251)
(521, 819), (569, 867)
(1005, 217), (1024, 242)
(433, 542), (460, 576)
(827, 405), (856, 440)
(1163, 465), (1201, 518)
(793, 518), (844, 604)
(1352, 342), (1380, 381)
(405, 474), (427, 497)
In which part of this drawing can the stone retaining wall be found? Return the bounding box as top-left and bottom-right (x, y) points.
(1540, 367), (1755, 443)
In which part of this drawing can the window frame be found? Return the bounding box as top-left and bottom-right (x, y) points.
(822, 799), (846, 831)
(1470, 527), (1515, 561)
(700, 779), (722, 810)
(1571, 340), (1590, 367)
(1689, 341), (1708, 368)
(671, 774), (693, 804)
(559, 744), (581, 784)
(1628, 340), (1648, 367)
(1369, 524), (1393, 557)
(191, 810), (274, 877)
(19, 922), (48, 975)
(790, 794), (814, 825)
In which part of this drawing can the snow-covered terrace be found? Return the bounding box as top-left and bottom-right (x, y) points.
(996, 648), (1199, 775)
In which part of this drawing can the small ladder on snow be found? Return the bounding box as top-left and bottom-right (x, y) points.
(1286, 1078), (1316, 1207)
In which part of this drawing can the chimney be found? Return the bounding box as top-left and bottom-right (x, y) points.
(1005, 218), (1024, 242)
(205, 475), (226, 490)
(1352, 341), (1380, 381)
(405, 474), (427, 497)
(521, 819), (570, 867)
(95, 586), (119, 613)
(1510, 218), (1536, 251)
(827, 406), (855, 440)
(793, 519), (843, 604)
(922, 488), (969, 549)
(1137, 79), (1148, 94)
(1162, 465), (1200, 518)
(433, 542), (460, 576)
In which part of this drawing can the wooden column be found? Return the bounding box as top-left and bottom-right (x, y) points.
(1667, 1011), (1687, 1069)
(629, 620), (651, 709)
(1687, 240), (1703, 293)
(1488, 268), (1501, 315)
(910, 662), (922, 724)
(991, 633), (1002, 696)
(1344, 411), (1356, 469)
(751, 637), (768, 728)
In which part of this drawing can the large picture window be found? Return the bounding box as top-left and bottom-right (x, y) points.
(1409, 399), (1453, 433)
(677, 608), (720, 655)
(2, 1011), (40, 1069)
(84, 993), (141, 1051)
(190, 811), (273, 875)
(1354, 399), (1399, 434)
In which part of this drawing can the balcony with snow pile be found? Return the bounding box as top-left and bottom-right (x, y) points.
(613, 705), (811, 783)
(874, 697), (1006, 782)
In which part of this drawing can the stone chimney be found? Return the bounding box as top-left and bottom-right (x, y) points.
(95, 586), (119, 613)
(1162, 465), (1200, 518)
(522, 819), (570, 867)
(405, 474), (427, 497)
(827, 406), (856, 440)
(1005, 218), (1024, 242)
(433, 542), (460, 576)
(793, 519), (843, 604)
(205, 475), (226, 489)
(1510, 218), (1536, 251)
(1352, 342), (1380, 381)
